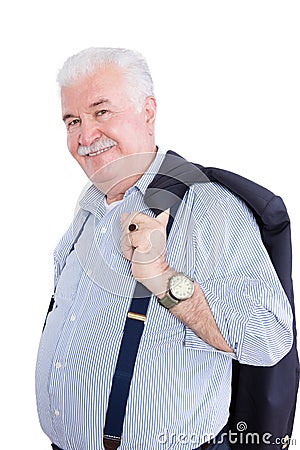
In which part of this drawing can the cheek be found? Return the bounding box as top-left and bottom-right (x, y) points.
(67, 134), (78, 158)
(113, 121), (142, 149)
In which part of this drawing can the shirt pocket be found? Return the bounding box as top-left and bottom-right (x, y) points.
(143, 302), (186, 349)
(184, 326), (237, 359)
(184, 326), (217, 351)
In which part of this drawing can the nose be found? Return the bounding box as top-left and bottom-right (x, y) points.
(79, 117), (103, 147)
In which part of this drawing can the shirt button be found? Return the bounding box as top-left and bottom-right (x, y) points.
(55, 362), (62, 369)
(54, 410), (60, 416)
(100, 227), (107, 234)
(70, 314), (76, 322)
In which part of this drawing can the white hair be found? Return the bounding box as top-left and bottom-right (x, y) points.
(57, 47), (154, 111)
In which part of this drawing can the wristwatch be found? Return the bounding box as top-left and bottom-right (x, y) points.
(158, 273), (194, 309)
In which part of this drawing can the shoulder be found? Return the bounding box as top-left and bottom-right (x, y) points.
(185, 181), (263, 243)
(188, 181), (254, 220)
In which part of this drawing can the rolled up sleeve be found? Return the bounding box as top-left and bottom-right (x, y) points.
(200, 275), (293, 365)
(192, 186), (293, 366)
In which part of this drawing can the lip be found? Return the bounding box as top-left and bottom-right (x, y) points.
(86, 145), (114, 157)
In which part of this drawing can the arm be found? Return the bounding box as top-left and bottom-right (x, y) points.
(121, 190), (293, 365)
(121, 209), (233, 353)
(160, 275), (234, 353)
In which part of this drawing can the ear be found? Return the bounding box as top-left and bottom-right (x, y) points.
(156, 208), (170, 228)
(144, 96), (157, 134)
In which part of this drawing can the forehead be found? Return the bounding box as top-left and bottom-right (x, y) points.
(61, 64), (130, 112)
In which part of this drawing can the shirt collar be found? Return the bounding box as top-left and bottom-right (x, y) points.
(79, 149), (165, 214)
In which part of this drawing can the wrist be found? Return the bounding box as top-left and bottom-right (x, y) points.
(138, 265), (177, 298)
(157, 272), (195, 310)
(155, 267), (178, 299)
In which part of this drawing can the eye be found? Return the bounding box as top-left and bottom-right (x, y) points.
(96, 109), (109, 117)
(66, 118), (80, 130)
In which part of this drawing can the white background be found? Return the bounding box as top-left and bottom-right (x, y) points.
(1, 1), (299, 448)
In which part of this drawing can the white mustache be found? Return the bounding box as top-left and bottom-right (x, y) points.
(78, 138), (117, 156)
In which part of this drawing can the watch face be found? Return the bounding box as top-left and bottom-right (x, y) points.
(169, 274), (194, 301)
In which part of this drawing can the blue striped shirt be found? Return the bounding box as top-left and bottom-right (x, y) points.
(35, 152), (293, 450)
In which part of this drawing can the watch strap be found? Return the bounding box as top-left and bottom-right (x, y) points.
(158, 293), (179, 309)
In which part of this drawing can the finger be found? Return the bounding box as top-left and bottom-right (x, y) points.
(120, 212), (130, 228)
(121, 228), (134, 261)
(132, 229), (166, 263)
(129, 231), (152, 254)
(121, 211), (142, 232)
(120, 212), (135, 260)
(155, 208), (170, 228)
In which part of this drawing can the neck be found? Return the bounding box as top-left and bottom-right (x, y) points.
(102, 148), (158, 205)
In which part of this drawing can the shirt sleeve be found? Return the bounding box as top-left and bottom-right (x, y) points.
(192, 184), (293, 366)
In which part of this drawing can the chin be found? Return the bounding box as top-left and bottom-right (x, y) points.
(89, 165), (122, 192)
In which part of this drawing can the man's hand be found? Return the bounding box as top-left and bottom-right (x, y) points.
(120, 209), (175, 296)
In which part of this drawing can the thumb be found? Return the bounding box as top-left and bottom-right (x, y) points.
(156, 208), (170, 228)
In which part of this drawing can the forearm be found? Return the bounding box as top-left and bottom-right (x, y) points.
(155, 269), (234, 354)
(121, 208), (232, 354)
(170, 283), (233, 353)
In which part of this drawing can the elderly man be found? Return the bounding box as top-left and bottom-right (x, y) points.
(36, 48), (293, 450)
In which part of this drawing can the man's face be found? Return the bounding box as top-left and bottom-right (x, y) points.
(61, 65), (156, 190)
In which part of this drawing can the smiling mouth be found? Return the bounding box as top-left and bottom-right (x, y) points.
(87, 145), (115, 157)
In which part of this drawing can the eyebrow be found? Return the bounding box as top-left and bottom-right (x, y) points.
(89, 98), (110, 108)
(62, 113), (76, 123)
(62, 98), (110, 122)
